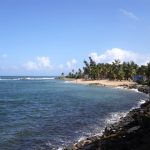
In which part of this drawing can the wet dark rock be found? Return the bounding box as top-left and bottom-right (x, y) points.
(137, 86), (149, 94)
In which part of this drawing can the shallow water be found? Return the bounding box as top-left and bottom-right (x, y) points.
(0, 76), (147, 149)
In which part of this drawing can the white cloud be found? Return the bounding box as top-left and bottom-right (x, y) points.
(24, 56), (52, 70)
(89, 48), (149, 65)
(37, 56), (51, 68)
(89, 52), (106, 63)
(72, 59), (77, 64)
(120, 8), (139, 21)
(66, 59), (77, 69)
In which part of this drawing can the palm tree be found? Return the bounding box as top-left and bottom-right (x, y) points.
(83, 60), (90, 76)
(137, 65), (147, 76)
(66, 56), (150, 84)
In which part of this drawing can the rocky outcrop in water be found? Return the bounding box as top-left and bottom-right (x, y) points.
(64, 96), (150, 150)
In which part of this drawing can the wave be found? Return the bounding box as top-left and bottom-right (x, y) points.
(23, 77), (55, 80)
(105, 97), (147, 125)
(129, 88), (139, 93)
(0, 77), (55, 81)
(115, 87), (140, 93)
(134, 99), (146, 108)
(0, 78), (20, 81)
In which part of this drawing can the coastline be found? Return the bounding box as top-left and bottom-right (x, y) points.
(70, 79), (137, 88)
(62, 78), (150, 150)
(64, 100), (150, 150)
(63, 78), (149, 94)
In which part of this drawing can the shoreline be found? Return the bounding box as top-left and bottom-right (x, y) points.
(62, 78), (150, 150)
(63, 78), (149, 94)
(71, 78), (137, 88)
(64, 99), (150, 150)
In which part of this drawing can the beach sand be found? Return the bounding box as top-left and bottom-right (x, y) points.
(71, 79), (137, 87)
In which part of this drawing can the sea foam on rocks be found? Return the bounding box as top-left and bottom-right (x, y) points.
(64, 100), (150, 150)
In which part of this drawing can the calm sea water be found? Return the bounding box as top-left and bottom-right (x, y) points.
(0, 76), (147, 150)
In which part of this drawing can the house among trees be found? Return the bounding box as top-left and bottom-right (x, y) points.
(133, 75), (147, 82)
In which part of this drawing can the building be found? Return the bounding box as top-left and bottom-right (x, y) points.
(133, 75), (147, 82)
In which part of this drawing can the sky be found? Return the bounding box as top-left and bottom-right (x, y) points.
(0, 0), (150, 76)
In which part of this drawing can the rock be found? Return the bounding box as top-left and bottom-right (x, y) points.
(138, 86), (149, 94)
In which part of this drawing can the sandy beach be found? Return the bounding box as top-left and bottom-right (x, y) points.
(71, 79), (137, 87)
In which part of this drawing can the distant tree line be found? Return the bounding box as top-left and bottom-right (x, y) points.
(65, 57), (150, 84)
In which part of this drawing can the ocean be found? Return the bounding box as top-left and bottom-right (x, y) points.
(0, 76), (148, 150)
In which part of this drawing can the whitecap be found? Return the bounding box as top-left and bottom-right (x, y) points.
(0, 77), (55, 81)
(0, 78), (20, 81)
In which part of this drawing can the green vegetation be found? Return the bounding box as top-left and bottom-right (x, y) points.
(66, 57), (150, 84)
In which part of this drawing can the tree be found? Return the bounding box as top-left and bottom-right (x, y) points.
(83, 60), (90, 75)
(146, 62), (150, 79)
(137, 65), (147, 76)
(77, 68), (82, 78)
(146, 62), (150, 100)
(61, 72), (64, 77)
(66, 56), (150, 84)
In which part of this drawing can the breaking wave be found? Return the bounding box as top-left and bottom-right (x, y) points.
(0, 77), (55, 81)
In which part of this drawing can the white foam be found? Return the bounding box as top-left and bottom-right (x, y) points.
(105, 112), (127, 124)
(137, 99), (146, 107)
(129, 88), (139, 92)
(115, 87), (140, 93)
(0, 77), (55, 81)
(115, 86), (126, 89)
(130, 99), (147, 111)
(105, 98), (147, 126)
(77, 136), (86, 142)
(21, 77), (55, 80)
(0, 78), (20, 81)
(64, 81), (74, 83)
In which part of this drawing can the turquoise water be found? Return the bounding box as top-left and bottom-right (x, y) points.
(0, 76), (147, 150)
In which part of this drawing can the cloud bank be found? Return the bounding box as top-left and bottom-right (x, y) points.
(89, 48), (149, 65)
(24, 56), (52, 70)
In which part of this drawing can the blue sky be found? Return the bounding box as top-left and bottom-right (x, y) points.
(0, 0), (150, 75)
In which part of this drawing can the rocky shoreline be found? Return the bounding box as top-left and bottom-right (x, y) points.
(63, 86), (150, 150)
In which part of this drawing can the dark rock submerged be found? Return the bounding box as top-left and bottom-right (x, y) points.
(64, 94), (150, 150)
